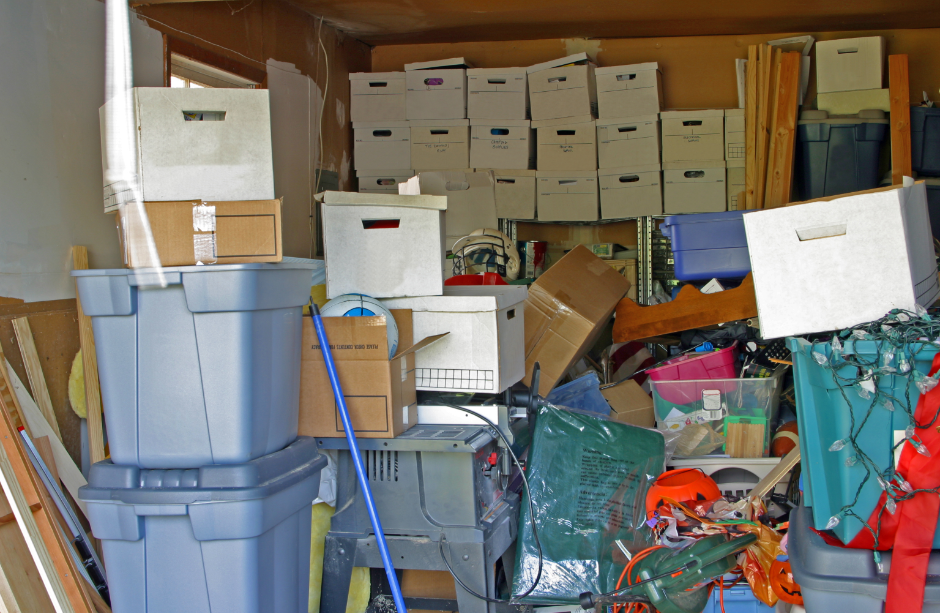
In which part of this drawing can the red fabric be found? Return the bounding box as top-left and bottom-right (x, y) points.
(844, 352), (940, 613)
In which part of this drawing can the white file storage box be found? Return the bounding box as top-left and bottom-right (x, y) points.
(596, 63), (664, 118)
(349, 72), (407, 122)
(596, 115), (661, 168)
(467, 68), (528, 120)
(470, 119), (534, 169)
(405, 58), (470, 120)
(536, 170), (599, 221)
(353, 121), (411, 171)
(599, 165), (662, 218)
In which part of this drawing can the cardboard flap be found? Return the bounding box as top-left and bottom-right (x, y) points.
(392, 332), (449, 359)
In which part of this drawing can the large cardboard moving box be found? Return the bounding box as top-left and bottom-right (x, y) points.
(299, 309), (446, 438)
(523, 245), (632, 396)
(382, 286), (527, 394)
(117, 199), (282, 267)
(743, 181), (940, 339)
(320, 191), (446, 299)
(602, 379), (655, 428)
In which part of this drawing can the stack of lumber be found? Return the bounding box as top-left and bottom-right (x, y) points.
(744, 44), (802, 209)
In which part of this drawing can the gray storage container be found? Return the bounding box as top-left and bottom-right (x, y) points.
(912, 106), (940, 177)
(72, 261), (316, 468)
(790, 504), (940, 612)
(79, 436), (325, 613)
(797, 109), (888, 199)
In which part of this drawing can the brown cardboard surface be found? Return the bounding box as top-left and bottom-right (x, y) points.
(602, 379), (655, 428)
(522, 245), (631, 395)
(300, 309), (423, 438)
(117, 199), (282, 267)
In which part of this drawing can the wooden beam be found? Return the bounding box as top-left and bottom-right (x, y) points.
(71, 248), (105, 465)
(0, 344), (30, 436)
(765, 52), (801, 208)
(889, 54), (912, 185)
(11, 319), (61, 442)
(755, 45), (777, 209)
(744, 45), (758, 210)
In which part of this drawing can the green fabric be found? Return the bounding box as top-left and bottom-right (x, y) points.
(512, 406), (666, 604)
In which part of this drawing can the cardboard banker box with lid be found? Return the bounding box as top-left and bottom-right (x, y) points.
(299, 309), (447, 438)
(523, 245), (632, 396)
(117, 199), (282, 267)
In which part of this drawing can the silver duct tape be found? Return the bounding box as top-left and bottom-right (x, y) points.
(193, 234), (217, 265)
(192, 203), (216, 232)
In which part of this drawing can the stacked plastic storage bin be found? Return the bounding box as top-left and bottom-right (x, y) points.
(73, 262), (327, 613)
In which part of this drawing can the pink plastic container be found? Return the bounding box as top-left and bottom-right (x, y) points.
(648, 343), (740, 404)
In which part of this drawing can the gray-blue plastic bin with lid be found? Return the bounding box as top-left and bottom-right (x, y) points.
(790, 503), (940, 612)
(79, 436), (326, 613)
(72, 261), (316, 468)
(912, 106), (940, 177)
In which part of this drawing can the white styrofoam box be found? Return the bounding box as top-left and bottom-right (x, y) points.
(99, 87), (274, 212)
(410, 119), (470, 170)
(381, 286), (528, 393)
(596, 115), (661, 169)
(726, 161), (745, 211)
(533, 115), (598, 171)
(527, 53), (597, 121)
(321, 191), (446, 299)
(356, 169), (415, 194)
(469, 119), (534, 170)
(595, 63), (664, 118)
(353, 121), (411, 171)
(663, 160), (726, 214)
(399, 170), (497, 239)
(405, 58), (470, 120)
(660, 109), (725, 163)
(598, 164), (662, 218)
(724, 108), (745, 163)
(491, 170), (537, 219)
(349, 72), (407, 122)
(467, 68), (528, 120)
(743, 181), (940, 339)
(815, 36), (885, 94)
(536, 170), (599, 221)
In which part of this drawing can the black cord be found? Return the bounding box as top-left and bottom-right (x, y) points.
(431, 402), (543, 603)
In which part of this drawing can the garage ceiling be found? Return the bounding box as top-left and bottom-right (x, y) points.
(283, 0), (940, 45)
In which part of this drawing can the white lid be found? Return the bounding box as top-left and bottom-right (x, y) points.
(353, 120), (411, 128)
(349, 72), (405, 81)
(595, 114), (659, 127)
(405, 58), (471, 71)
(409, 119), (470, 127)
(382, 285), (528, 311)
(531, 115), (595, 128)
(598, 164), (662, 176)
(470, 119), (530, 127)
(490, 169), (537, 177)
(319, 191), (447, 210)
(660, 109), (725, 119)
(595, 62), (660, 75)
(467, 67), (527, 76)
(526, 52), (591, 74)
(663, 161), (726, 170)
(536, 170), (598, 178)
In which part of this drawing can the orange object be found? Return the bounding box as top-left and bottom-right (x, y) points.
(771, 421), (799, 457)
(770, 559), (804, 605)
(646, 468), (722, 519)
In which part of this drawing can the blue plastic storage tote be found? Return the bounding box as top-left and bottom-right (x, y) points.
(790, 504), (940, 613)
(660, 211), (753, 281)
(73, 261), (316, 468)
(912, 106), (940, 177)
(797, 109), (888, 199)
(927, 178), (940, 240)
(78, 437), (326, 613)
(700, 584), (773, 613)
(788, 336), (940, 547)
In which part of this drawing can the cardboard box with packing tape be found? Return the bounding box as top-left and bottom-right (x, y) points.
(116, 199), (282, 267)
(299, 309), (448, 438)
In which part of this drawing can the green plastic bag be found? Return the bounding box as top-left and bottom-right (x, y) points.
(512, 405), (665, 604)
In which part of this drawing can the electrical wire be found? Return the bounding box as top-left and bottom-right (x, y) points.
(430, 402), (543, 603)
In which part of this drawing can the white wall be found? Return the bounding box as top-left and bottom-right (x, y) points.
(0, 0), (162, 301)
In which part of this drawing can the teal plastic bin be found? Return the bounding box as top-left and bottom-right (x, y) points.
(701, 585), (773, 613)
(788, 337), (940, 547)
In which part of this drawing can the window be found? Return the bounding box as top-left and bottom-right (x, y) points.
(170, 53), (259, 89)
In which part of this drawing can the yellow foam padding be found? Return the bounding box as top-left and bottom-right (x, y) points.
(309, 503), (371, 613)
(303, 285), (329, 316)
(68, 349), (86, 419)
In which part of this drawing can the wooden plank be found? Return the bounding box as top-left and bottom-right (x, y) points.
(71, 248), (105, 465)
(765, 52), (801, 208)
(0, 519), (56, 613)
(726, 422), (766, 458)
(5, 362), (88, 519)
(32, 436), (60, 486)
(0, 391), (94, 613)
(889, 54), (912, 185)
(0, 343), (30, 436)
(755, 44), (777, 209)
(12, 318), (62, 442)
(750, 446), (801, 501)
(744, 45), (758, 210)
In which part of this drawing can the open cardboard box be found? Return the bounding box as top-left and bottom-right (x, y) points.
(299, 309), (447, 438)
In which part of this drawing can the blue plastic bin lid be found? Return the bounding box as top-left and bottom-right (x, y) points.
(78, 436), (325, 505)
(661, 211), (752, 238)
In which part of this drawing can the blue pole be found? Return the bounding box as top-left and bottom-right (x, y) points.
(310, 305), (408, 613)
